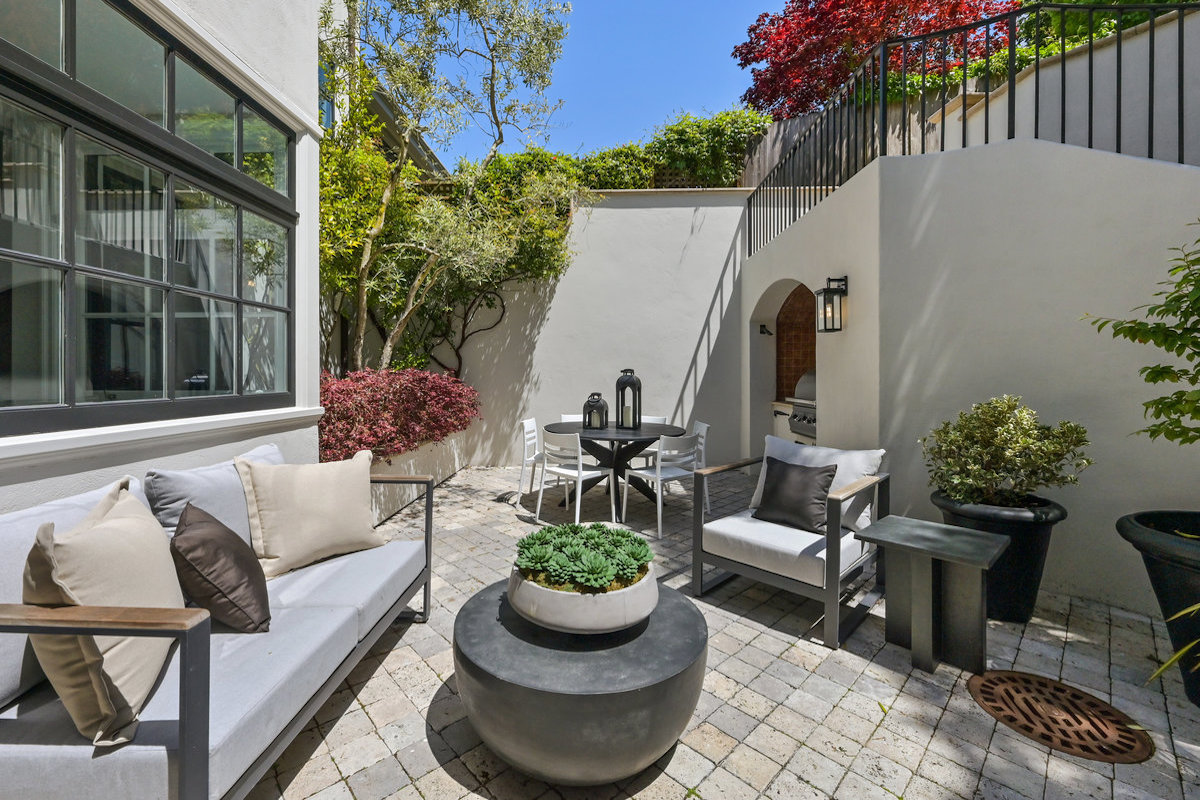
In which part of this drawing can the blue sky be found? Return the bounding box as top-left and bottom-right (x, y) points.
(435, 1), (770, 165)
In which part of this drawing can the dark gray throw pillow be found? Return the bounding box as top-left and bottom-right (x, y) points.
(751, 457), (838, 533)
(170, 503), (270, 633)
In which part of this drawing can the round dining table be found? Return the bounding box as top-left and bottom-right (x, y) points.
(542, 421), (687, 521)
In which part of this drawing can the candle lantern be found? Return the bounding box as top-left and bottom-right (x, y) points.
(615, 368), (642, 429)
(582, 392), (609, 429)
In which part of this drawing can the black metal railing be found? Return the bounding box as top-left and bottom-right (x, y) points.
(747, 3), (1200, 256)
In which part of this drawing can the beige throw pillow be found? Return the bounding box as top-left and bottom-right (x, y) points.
(236, 450), (382, 579)
(23, 478), (185, 745)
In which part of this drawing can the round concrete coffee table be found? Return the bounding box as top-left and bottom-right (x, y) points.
(453, 580), (708, 786)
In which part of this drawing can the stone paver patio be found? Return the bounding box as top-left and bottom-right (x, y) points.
(248, 466), (1200, 800)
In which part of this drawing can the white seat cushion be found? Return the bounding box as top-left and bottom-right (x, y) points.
(703, 509), (866, 588)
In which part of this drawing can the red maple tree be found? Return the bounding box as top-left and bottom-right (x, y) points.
(733, 0), (1021, 118)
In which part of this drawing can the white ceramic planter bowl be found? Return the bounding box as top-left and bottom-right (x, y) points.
(506, 564), (659, 634)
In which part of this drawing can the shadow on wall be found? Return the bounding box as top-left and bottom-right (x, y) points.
(665, 211), (747, 465)
(449, 277), (561, 466)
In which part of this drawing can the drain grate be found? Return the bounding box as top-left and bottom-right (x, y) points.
(968, 671), (1154, 764)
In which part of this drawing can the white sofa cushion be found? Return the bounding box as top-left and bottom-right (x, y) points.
(0, 479), (149, 709)
(0, 605), (358, 800)
(749, 436), (884, 530)
(703, 509), (866, 588)
(269, 540), (426, 639)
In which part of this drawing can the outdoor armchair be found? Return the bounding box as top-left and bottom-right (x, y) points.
(692, 437), (890, 649)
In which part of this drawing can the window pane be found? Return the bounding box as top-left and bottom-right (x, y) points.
(0, 0), (62, 69)
(0, 97), (61, 259)
(242, 211), (287, 305)
(174, 182), (234, 295)
(76, 274), (163, 402)
(0, 260), (61, 406)
(175, 293), (233, 396)
(242, 108), (288, 193)
(175, 58), (235, 166)
(76, 0), (165, 126)
(242, 306), (286, 394)
(76, 135), (165, 280)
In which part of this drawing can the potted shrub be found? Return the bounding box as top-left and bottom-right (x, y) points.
(506, 523), (658, 634)
(1090, 224), (1200, 704)
(921, 395), (1092, 623)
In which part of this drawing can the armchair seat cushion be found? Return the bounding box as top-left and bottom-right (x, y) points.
(703, 510), (866, 588)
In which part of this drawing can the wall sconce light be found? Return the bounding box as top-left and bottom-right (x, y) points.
(816, 276), (848, 333)
(759, 324), (774, 336)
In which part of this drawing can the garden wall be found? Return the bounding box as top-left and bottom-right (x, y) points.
(453, 189), (750, 468)
(370, 428), (473, 524)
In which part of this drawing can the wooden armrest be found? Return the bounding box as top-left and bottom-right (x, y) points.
(370, 474), (434, 485)
(0, 604), (210, 636)
(695, 457), (761, 478)
(828, 473), (887, 503)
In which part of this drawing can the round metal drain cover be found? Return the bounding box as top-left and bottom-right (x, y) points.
(968, 671), (1154, 764)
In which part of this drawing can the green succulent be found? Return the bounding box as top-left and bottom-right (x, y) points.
(514, 543), (555, 572)
(514, 523), (655, 593)
(573, 550), (618, 589)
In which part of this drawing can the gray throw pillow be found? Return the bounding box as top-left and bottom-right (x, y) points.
(749, 436), (885, 530)
(144, 443), (284, 544)
(751, 457), (838, 533)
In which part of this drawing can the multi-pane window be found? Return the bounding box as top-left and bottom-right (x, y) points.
(0, 0), (295, 433)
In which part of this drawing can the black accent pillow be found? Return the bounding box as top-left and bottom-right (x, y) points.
(751, 457), (838, 533)
(170, 503), (271, 633)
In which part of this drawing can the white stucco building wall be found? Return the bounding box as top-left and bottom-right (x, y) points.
(745, 139), (1200, 614)
(0, 1), (323, 511)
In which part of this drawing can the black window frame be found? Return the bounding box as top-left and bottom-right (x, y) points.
(0, 0), (298, 437)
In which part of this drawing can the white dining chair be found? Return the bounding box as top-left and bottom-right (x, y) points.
(622, 433), (699, 538)
(693, 420), (711, 514)
(633, 415), (669, 468)
(537, 431), (613, 524)
(516, 418), (544, 499)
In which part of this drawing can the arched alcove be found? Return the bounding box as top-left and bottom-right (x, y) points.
(775, 283), (815, 401)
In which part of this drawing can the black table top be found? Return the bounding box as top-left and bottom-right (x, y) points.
(543, 421), (687, 442)
(855, 515), (1010, 569)
(454, 580), (707, 695)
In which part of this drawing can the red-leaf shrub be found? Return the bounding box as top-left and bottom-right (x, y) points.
(734, 0), (1020, 118)
(319, 369), (481, 462)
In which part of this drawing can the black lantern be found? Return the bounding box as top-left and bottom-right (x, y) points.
(582, 392), (608, 429)
(615, 369), (642, 429)
(816, 276), (848, 333)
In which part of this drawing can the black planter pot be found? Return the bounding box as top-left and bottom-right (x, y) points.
(930, 491), (1067, 624)
(1116, 511), (1200, 707)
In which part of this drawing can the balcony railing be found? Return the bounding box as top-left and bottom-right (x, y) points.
(747, 3), (1200, 256)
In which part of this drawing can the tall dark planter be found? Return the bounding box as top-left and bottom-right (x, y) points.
(1116, 511), (1200, 708)
(930, 491), (1067, 624)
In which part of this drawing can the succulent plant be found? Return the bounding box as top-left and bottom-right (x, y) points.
(514, 523), (654, 593)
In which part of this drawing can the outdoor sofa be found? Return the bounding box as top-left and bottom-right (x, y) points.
(0, 447), (433, 800)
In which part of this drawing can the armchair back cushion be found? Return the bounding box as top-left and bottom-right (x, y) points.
(0, 479), (149, 709)
(23, 478), (185, 745)
(144, 443), (285, 543)
(749, 436), (884, 530)
(237, 450), (382, 579)
(751, 458), (837, 533)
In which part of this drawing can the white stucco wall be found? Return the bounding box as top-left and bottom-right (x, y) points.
(875, 138), (1200, 614)
(454, 189), (750, 467)
(0, 2), (324, 514)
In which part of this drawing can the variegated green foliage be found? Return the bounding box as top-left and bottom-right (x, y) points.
(920, 395), (1092, 507)
(515, 523), (653, 593)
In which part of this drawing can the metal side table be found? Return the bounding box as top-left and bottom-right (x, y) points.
(856, 515), (1009, 674)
